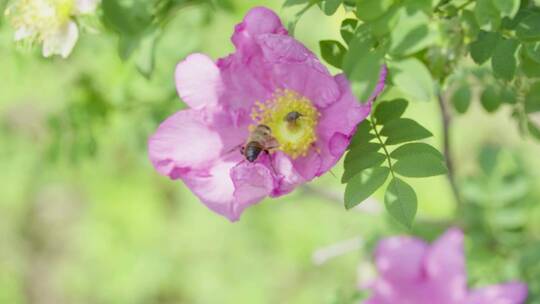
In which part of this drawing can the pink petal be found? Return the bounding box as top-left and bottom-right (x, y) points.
(305, 74), (372, 177)
(424, 228), (468, 301)
(175, 53), (223, 109)
(271, 152), (306, 196)
(467, 283), (528, 304)
(365, 65), (388, 103)
(230, 160), (275, 219)
(148, 108), (246, 179)
(232, 6), (287, 57)
(216, 53), (273, 115)
(182, 156), (240, 221)
(375, 236), (428, 283)
(255, 33), (340, 108)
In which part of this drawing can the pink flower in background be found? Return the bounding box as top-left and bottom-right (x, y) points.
(148, 7), (386, 221)
(364, 228), (527, 304)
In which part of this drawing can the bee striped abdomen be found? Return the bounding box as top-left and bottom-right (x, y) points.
(244, 141), (263, 162)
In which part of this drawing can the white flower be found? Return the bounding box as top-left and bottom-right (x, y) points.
(4, 0), (99, 58)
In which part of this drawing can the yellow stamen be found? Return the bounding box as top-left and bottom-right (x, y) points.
(251, 89), (319, 159)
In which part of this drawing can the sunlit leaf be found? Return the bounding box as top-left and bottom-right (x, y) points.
(492, 0), (520, 18)
(373, 99), (409, 125)
(390, 142), (444, 161)
(318, 0), (342, 15)
(355, 0), (393, 21)
(393, 154), (448, 178)
(380, 118), (433, 145)
(474, 0), (501, 31)
(319, 40), (347, 69)
(342, 152), (386, 183)
(389, 58), (435, 102)
(345, 143), (382, 162)
(389, 9), (436, 57)
(345, 166), (390, 209)
(385, 177), (417, 228)
(343, 39), (384, 103)
(340, 18), (358, 44)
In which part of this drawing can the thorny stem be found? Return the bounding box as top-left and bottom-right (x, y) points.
(369, 118), (396, 179)
(437, 92), (464, 213)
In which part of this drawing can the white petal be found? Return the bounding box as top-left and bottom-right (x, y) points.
(42, 21), (79, 58)
(74, 0), (99, 14)
(14, 27), (33, 41)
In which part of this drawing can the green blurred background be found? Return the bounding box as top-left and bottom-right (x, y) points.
(1, 0), (540, 303)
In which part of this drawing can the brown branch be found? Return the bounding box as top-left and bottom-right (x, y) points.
(437, 93), (464, 214)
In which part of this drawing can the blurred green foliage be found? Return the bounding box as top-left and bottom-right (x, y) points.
(1, 0), (540, 303)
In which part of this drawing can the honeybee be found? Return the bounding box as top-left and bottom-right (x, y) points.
(241, 124), (279, 162)
(284, 111), (303, 125)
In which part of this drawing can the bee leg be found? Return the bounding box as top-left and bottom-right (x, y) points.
(224, 144), (243, 156)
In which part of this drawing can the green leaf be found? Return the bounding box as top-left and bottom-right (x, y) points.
(389, 9), (436, 57)
(355, 0), (393, 21)
(516, 12), (540, 42)
(343, 39), (384, 103)
(525, 82), (540, 113)
(501, 87), (517, 105)
(373, 99), (409, 125)
(481, 86), (501, 113)
(390, 142), (444, 161)
(319, 40), (347, 69)
(521, 49), (540, 78)
(283, 0), (312, 7)
(528, 120), (540, 140)
(349, 120), (375, 148)
(380, 118), (433, 145)
(469, 31), (501, 64)
(345, 167), (390, 209)
(385, 177), (417, 228)
(492, 0), (520, 18)
(393, 154), (448, 178)
(319, 0), (342, 15)
(478, 145), (500, 175)
(451, 84), (472, 114)
(461, 10), (480, 38)
(389, 58), (435, 102)
(491, 38), (520, 81)
(368, 4), (401, 37)
(340, 19), (358, 44)
(102, 0), (152, 36)
(345, 143), (382, 162)
(525, 42), (540, 63)
(342, 152), (386, 183)
(474, 0), (501, 30)
(135, 31), (160, 79)
(287, 2), (315, 35)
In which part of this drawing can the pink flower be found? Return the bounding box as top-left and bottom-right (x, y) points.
(364, 228), (527, 304)
(148, 7), (386, 221)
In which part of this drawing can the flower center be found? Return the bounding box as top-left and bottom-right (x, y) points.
(251, 89), (319, 159)
(5, 0), (74, 42)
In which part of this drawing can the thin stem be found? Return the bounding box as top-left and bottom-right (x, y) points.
(456, 0), (474, 11)
(437, 93), (464, 212)
(369, 118), (396, 178)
